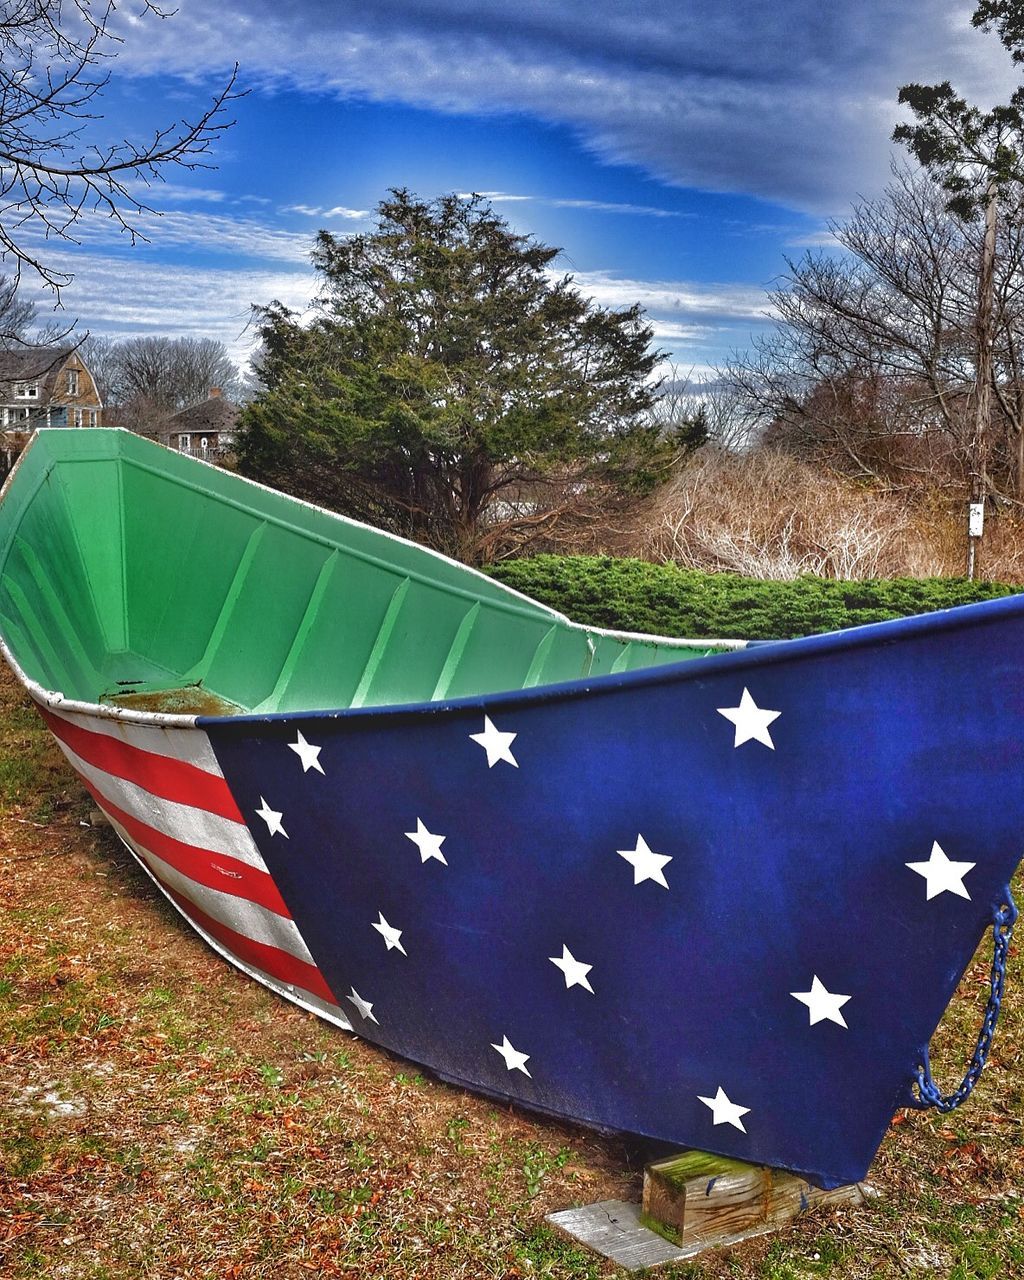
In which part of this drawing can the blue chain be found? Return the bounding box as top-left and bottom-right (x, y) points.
(910, 889), (1018, 1112)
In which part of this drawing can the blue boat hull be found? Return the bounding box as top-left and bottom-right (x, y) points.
(201, 594), (1024, 1190)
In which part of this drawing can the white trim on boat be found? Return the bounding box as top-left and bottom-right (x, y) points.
(0, 635), (198, 727)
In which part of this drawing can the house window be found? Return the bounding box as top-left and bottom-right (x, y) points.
(74, 408), (83, 427)
(177, 433), (191, 451)
(67, 369), (79, 395)
(15, 382), (39, 399)
(88, 410), (97, 426)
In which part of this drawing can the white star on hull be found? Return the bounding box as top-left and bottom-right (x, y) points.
(491, 1035), (531, 1076)
(255, 796), (288, 838)
(549, 944), (594, 993)
(372, 911), (407, 955)
(698, 1086), (750, 1132)
(405, 818), (448, 865)
(288, 730), (324, 775)
(906, 841), (975, 900)
(791, 975), (850, 1028)
(717, 687), (781, 749)
(617, 834), (672, 888)
(347, 988), (379, 1023)
(470, 716), (519, 768)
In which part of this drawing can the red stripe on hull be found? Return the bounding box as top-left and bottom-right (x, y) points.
(41, 706), (244, 823)
(83, 780), (291, 919)
(160, 879), (337, 1006)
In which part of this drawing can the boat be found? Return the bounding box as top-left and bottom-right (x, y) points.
(0, 427), (1019, 1191)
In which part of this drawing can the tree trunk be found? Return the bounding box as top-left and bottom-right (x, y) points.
(968, 181), (998, 580)
(1016, 421), (1024, 503)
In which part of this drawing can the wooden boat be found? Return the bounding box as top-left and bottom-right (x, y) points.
(0, 428), (1019, 1190)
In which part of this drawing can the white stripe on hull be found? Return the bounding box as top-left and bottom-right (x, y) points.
(41, 698), (348, 1026)
(111, 823), (350, 1027)
(56, 738), (268, 871)
(105, 813), (315, 964)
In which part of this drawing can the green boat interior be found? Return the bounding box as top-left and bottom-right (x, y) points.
(0, 430), (740, 716)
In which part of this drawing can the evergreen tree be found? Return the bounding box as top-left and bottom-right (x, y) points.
(239, 190), (665, 562)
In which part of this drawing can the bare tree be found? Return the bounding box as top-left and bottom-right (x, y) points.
(0, 1), (240, 300)
(724, 164), (1024, 493)
(0, 272), (36, 346)
(87, 334), (242, 432)
(654, 365), (760, 453)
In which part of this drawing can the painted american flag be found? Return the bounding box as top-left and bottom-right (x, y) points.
(32, 597), (1024, 1191)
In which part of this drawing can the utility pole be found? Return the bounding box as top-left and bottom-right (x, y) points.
(967, 179), (998, 581)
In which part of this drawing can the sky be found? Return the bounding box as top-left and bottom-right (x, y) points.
(17, 0), (1023, 382)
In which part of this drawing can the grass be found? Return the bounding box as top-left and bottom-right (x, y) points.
(0, 659), (1022, 1278)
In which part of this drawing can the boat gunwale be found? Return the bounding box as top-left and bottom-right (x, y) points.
(7, 587), (1024, 730)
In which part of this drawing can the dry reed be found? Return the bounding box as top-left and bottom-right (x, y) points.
(633, 449), (1024, 582)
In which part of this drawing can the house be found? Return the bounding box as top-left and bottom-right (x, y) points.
(0, 346), (103, 432)
(162, 388), (239, 459)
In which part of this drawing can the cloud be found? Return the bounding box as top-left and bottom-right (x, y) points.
(462, 191), (534, 203)
(122, 181), (230, 204)
(649, 320), (721, 342)
(104, 0), (1021, 213)
(567, 270), (772, 323)
(465, 191), (685, 217)
(282, 204), (369, 219)
(25, 244), (772, 376)
(785, 228), (840, 250)
(27, 251), (315, 369)
(551, 198), (684, 217)
(20, 207), (316, 265)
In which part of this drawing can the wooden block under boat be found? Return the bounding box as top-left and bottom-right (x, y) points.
(642, 1150), (866, 1250)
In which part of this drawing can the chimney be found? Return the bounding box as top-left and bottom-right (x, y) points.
(209, 387), (222, 399)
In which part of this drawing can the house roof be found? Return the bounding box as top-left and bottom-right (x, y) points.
(0, 345), (75, 400)
(166, 395), (239, 436)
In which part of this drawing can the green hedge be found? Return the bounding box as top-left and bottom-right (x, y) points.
(486, 555), (1019, 641)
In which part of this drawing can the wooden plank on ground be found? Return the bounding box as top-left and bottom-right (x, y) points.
(545, 1200), (695, 1270)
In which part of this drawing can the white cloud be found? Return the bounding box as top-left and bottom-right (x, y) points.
(29, 251), (316, 370)
(462, 191), (533, 202)
(567, 270), (771, 323)
(551, 198), (684, 218)
(461, 191), (684, 217)
(24, 244), (773, 376)
(20, 207), (315, 265)
(282, 204), (369, 219)
(650, 320), (719, 341)
(785, 228), (840, 250)
(102, 0), (1022, 214)
(123, 181), (229, 204)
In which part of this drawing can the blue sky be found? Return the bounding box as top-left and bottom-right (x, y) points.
(20, 0), (1021, 379)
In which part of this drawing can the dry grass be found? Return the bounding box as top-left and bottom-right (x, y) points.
(1, 661), (1023, 1279)
(629, 450), (1024, 583)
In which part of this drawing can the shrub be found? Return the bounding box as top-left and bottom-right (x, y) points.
(487, 555), (1018, 640)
